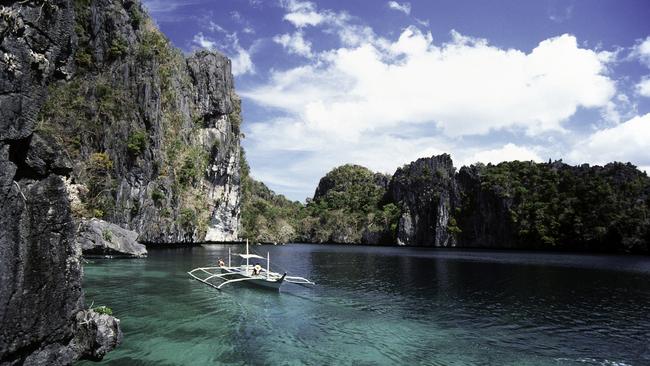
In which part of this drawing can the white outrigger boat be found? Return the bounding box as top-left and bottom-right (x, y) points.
(187, 241), (314, 291)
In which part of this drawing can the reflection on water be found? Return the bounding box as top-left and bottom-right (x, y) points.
(78, 244), (650, 366)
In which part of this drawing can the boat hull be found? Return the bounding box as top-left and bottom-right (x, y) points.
(220, 268), (284, 290)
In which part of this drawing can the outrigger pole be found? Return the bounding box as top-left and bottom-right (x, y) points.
(187, 239), (315, 291)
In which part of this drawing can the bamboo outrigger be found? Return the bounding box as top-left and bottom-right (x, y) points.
(187, 240), (315, 291)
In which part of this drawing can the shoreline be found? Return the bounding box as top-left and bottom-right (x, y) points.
(140, 241), (650, 257)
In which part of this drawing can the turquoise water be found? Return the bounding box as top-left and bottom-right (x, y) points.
(79, 244), (650, 365)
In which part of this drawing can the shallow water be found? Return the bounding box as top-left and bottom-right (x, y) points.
(78, 244), (650, 365)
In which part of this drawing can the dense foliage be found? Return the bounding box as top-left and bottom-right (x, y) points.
(239, 149), (304, 243)
(240, 162), (399, 244)
(241, 156), (649, 252)
(303, 165), (398, 243)
(473, 161), (650, 252)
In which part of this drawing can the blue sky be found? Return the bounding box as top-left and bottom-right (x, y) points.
(142, 0), (650, 201)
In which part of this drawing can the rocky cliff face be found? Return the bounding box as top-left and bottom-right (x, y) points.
(1, 0), (120, 364)
(37, 0), (242, 243)
(389, 154), (459, 247)
(389, 155), (650, 252)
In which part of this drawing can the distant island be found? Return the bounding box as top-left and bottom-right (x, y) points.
(241, 154), (650, 253)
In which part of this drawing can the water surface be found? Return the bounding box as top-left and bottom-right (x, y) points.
(79, 244), (650, 365)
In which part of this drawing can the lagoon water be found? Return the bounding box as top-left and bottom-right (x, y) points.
(78, 244), (650, 366)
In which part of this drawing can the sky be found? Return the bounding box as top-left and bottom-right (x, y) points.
(142, 0), (650, 201)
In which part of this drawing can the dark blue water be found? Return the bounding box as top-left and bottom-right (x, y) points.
(78, 244), (650, 365)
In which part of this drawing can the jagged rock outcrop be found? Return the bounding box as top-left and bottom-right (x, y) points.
(389, 155), (650, 252)
(36, 0), (242, 243)
(241, 153), (649, 252)
(1, 0), (120, 364)
(195, 52), (241, 242)
(69, 310), (123, 362)
(454, 165), (517, 247)
(78, 219), (147, 258)
(187, 51), (233, 117)
(0, 0), (75, 141)
(389, 154), (458, 247)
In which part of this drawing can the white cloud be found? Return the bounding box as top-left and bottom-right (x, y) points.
(193, 32), (217, 49)
(602, 93), (637, 124)
(459, 143), (543, 166)
(632, 36), (650, 67)
(246, 126), (450, 199)
(568, 113), (650, 170)
(242, 1), (632, 199)
(388, 1), (411, 15)
(281, 0), (325, 27)
(231, 48), (254, 76)
(273, 32), (313, 57)
(142, 0), (198, 14)
(142, 0), (206, 22)
(242, 27), (619, 199)
(244, 30), (615, 140)
(636, 77), (650, 97)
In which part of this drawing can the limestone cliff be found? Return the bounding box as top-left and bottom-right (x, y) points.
(36, 0), (242, 243)
(389, 154), (458, 247)
(389, 155), (650, 252)
(0, 0), (120, 364)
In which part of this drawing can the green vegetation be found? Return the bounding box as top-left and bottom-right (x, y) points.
(470, 161), (650, 252)
(127, 130), (147, 156)
(229, 93), (242, 134)
(102, 229), (113, 243)
(93, 306), (113, 316)
(136, 27), (170, 61)
(84, 152), (115, 218)
(73, 0), (93, 71)
(127, 4), (144, 28)
(447, 216), (462, 235)
(107, 37), (128, 59)
(179, 208), (197, 229)
(151, 189), (165, 203)
(74, 49), (93, 69)
(240, 148), (304, 243)
(240, 159), (400, 244)
(303, 165), (397, 243)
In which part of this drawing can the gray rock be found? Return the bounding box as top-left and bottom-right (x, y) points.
(187, 50), (234, 118)
(34, 0), (243, 244)
(0, 174), (83, 365)
(0, 0), (76, 141)
(0, 0), (121, 364)
(24, 133), (73, 177)
(389, 154), (459, 247)
(455, 165), (516, 248)
(70, 310), (123, 362)
(78, 219), (147, 258)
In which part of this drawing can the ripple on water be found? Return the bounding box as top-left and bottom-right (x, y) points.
(78, 245), (650, 366)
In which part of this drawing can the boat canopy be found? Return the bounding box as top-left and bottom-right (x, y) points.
(237, 254), (265, 259)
